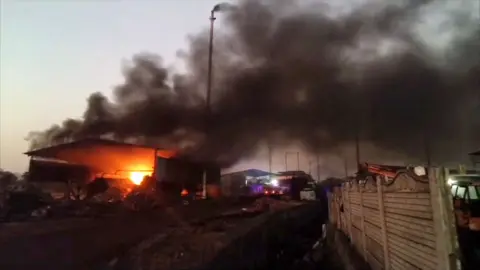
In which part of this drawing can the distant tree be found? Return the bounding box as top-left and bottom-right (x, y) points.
(20, 172), (29, 181)
(0, 169), (18, 189)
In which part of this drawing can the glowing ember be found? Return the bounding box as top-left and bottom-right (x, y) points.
(129, 171), (150, 185)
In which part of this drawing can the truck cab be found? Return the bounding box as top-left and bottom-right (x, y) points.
(449, 175), (480, 231)
(448, 174), (480, 267)
(300, 181), (317, 201)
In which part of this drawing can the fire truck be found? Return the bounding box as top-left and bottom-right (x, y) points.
(270, 171), (317, 200)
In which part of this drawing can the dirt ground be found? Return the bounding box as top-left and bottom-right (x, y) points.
(0, 199), (256, 270)
(113, 197), (303, 270)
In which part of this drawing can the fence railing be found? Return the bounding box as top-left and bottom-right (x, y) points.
(328, 168), (460, 270)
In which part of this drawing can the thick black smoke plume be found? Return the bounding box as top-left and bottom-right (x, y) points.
(27, 0), (480, 166)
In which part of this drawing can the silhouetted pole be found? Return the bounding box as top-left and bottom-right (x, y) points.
(268, 143), (272, 175)
(424, 132), (432, 167)
(297, 152), (300, 171)
(344, 153), (349, 178)
(203, 3), (225, 199)
(284, 151), (300, 171)
(355, 131), (361, 171)
(316, 153), (321, 181)
(206, 10), (216, 117)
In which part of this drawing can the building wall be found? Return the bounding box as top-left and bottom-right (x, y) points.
(38, 144), (174, 180)
(28, 159), (91, 183)
(29, 142), (220, 197)
(51, 145), (155, 177)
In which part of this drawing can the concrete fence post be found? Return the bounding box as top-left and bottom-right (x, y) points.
(334, 191), (340, 227)
(360, 188), (367, 260)
(341, 185), (346, 232)
(377, 176), (390, 270)
(338, 188), (343, 231)
(429, 167), (460, 270)
(328, 191), (335, 226)
(346, 184), (353, 241)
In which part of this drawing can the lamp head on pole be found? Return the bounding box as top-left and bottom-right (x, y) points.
(211, 2), (235, 19)
(212, 3), (234, 13)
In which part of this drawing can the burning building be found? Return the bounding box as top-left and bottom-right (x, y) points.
(24, 138), (221, 199)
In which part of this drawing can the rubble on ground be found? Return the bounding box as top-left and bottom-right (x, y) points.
(0, 178), (160, 222)
(117, 197), (303, 270)
(123, 212), (256, 270)
(0, 181), (54, 222)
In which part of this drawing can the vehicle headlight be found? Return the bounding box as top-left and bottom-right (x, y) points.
(414, 166), (426, 176)
(270, 179), (279, 187)
(447, 178), (457, 186)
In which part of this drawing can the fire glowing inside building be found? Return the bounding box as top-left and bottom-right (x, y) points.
(24, 138), (221, 199)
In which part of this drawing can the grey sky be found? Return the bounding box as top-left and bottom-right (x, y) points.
(1, 0), (233, 172)
(1, 0), (478, 175)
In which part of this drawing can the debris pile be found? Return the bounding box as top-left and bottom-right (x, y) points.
(113, 198), (302, 270)
(0, 181), (54, 222)
(0, 177), (163, 222)
(122, 211), (259, 270)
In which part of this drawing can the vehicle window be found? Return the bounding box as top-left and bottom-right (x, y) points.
(456, 186), (467, 199)
(451, 185), (458, 197)
(468, 186), (479, 200)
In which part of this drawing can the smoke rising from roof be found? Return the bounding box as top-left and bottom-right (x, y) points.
(27, 0), (480, 167)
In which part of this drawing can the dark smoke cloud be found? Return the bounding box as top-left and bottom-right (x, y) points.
(27, 0), (480, 167)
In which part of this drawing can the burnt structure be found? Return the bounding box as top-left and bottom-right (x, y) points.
(24, 138), (221, 198)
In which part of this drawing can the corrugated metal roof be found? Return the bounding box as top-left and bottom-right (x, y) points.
(24, 138), (161, 157)
(221, 168), (271, 177)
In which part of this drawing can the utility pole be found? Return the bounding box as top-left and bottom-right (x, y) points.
(297, 152), (300, 171)
(202, 3), (231, 199)
(344, 153), (349, 178)
(268, 142), (272, 175)
(284, 151), (300, 171)
(355, 130), (361, 171)
(202, 5), (218, 200)
(316, 153), (321, 181)
(424, 131), (432, 167)
(202, 10), (216, 199)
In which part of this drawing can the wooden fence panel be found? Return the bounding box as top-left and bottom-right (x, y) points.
(327, 167), (460, 270)
(366, 235), (384, 270)
(384, 191), (438, 269)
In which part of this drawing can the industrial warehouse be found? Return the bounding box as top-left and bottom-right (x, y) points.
(18, 138), (221, 206)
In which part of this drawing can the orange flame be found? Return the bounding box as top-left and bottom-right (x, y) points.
(129, 171), (150, 185)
